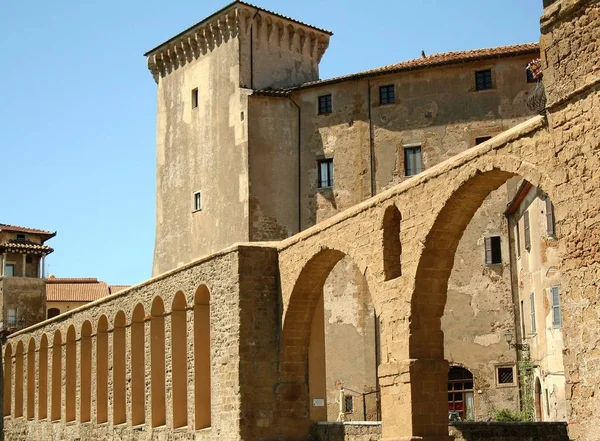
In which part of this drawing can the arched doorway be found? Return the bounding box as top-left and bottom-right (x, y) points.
(535, 377), (543, 422)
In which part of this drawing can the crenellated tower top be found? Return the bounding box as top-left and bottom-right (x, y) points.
(145, 1), (332, 86)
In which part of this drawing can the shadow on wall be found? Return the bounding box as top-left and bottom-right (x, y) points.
(449, 422), (569, 441)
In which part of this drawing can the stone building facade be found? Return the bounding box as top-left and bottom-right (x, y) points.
(1, 1), (599, 441)
(149, 1), (542, 422)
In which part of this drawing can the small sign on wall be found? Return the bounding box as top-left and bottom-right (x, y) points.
(312, 398), (325, 407)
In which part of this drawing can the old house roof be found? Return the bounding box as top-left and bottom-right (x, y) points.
(0, 240), (54, 255)
(46, 277), (111, 302)
(109, 285), (131, 294)
(0, 223), (56, 240)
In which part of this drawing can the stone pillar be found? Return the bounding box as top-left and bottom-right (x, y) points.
(21, 254), (26, 277)
(1, 253), (6, 276)
(164, 310), (173, 429)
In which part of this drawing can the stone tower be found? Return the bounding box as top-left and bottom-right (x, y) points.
(146, 2), (331, 275)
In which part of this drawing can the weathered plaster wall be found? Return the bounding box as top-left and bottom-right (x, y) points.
(0, 278), (45, 330)
(152, 36), (250, 276)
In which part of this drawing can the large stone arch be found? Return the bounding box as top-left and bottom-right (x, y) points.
(278, 246), (378, 439)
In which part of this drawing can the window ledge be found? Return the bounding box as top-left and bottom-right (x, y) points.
(192, 209), (202, 214)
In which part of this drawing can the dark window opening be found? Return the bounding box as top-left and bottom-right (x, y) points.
(516, 222), (521, 258)
(191, 88), (199, 109)
(546, 198), (556, 237)
(527, 69), (537, 83)
(484, 236), (502, 264)
(475, 69), (493, 91)
(344, 395), (353, 413)
(47, 308), (60, 319)
(26, 256), (32, 264)
(497, 367), (515, 385)
(318, 94), (332, 114)
(448, 367), (474, 421)
(379, 85), (395, 105)
(404, 146), (422, 177)
(318, 159), (334, 188)
(524, 211), (531, 251)
(193, 192), (202, 212)
(475, 136), (492, 145)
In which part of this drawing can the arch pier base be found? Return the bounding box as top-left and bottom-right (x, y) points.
(379, 360), (453, 441)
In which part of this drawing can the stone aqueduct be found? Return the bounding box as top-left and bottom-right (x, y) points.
(3, 1), (600, 440)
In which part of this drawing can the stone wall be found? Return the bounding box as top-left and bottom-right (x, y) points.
(449, 422), (569, 441)
(309, 422), (381, 441)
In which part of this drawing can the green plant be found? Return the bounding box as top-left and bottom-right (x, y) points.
(518, 357), (535, 422)
(494, 408), (527, 422)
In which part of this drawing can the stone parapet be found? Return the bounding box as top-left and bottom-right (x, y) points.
(449, 422), (569, 441)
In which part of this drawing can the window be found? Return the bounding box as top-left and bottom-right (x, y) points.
(475, 69), (493, 91)
(193, 191), (202, 212)
(191, 88), (198, 109)
(527, 69), (537, 83)
(546, 198), (556, 237)
(551, 286), (562, 328)
(16, 234), (26, 241)
(318, 94), (332, 114)
(47, 308), (61, 319)
(7, 308), (17, 327)
(475, 136), (492, 145)
(5, 263), (15, 277)
(524, 211), (531, 251)
(497, 366), (515, 385)
(448, 367), (474, 421)
(515, 222), (521, 258)
(379, 85), (395, 105)
(317, 159), (334, 188)
(530, 292), (537, 334)
(404, 146), (422, 177)
(344, 395), (353, 413)
(484, 236), (502, 264)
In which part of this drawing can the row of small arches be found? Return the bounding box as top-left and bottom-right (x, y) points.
(3, 286), (211, 431)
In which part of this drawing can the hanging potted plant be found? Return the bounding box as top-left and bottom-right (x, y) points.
(526, 58), (546, 114)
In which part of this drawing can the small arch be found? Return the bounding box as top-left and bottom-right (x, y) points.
(96, 315), (109, 423)
(3, 343), (12, 416)
(38, 335), (48, 419)
(47, 308), (60, 319)
(194, 285), (211, 429)
(80, 321), (92, 423)
(172, 292), (188, 428)
(131, 304), (146, 426)
(382, 205), (402, 280)
(51, 330), (62, 421)
(27, 339), (36, 419)
(66, 326), (76, 422)
(151, 296), (166, 427)
(113, 311), (127, 425)
(15, 341), (24, 418)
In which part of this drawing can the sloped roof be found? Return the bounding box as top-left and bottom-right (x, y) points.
(109, 285), (131, 294)
(0, 223), (56, 239)
(46, 278), (110, 302)
(292, 42), (540, 90)
(0, 240), (54, 254)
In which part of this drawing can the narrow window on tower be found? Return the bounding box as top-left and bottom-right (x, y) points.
(193, 191), (202, 212)
(475, 69), (493, 91)
(404, 145), (422, 177)
(317, 159), (334, 189)
(379, 85), (395, 105)
(318, 94), (332, 114)
(484, 236), (502, 264)
(191, 88), (199, 109)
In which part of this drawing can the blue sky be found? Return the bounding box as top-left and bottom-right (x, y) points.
(0, 1), (543, 285)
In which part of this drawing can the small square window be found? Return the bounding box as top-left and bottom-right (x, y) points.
(484, 236), (502, 264)
(475, 136), (492, 145)
(497, 366), (515, 385)
(526, 69), (537, 83)
(191, 88), (199, 109)
(5, 264), (15, 277)
(193, 191), (202, 212)
(318, 94), (332, 114)
(318, 159), (334, 188)
(344, 395), (353, 413)
(475, 69), (493, 91)
(7, 308), (17, 327)
(379, 85), (395, 105)
(404, 146), (422, 177)
(16, 233), (26, 241)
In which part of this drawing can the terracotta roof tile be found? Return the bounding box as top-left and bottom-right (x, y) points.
(0, 223), (56, 237)
(109, 285), (131, 294)
(46, 278), (110, 302)
(291, 42), (540, 90)
(0, 241), (54, 254)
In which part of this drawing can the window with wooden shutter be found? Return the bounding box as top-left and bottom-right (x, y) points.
(484, 236), (502, 264)
(546, 198), (556, 237)
(551, 286), (562, 328)
(530, 292), (537, 334)
(524, 211), (531, 251)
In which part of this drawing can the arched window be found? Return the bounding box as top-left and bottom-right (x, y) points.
(80, 321), (92, 423)
(66, 326), (76, 422)
(382, 205), (402, 280)
(51, 331), (62, 421)
(448, 366), (474, 421)
(3, 343), (12, 416)
(113, 311), (127, 425)
(15, 341), (24, 418)
(131, 304), (146, 426)
(194, 285), (211, 429)
(172, 292), (188, 428)
(38, 335), (48, 419)
(47, 308), (60, 319)
(27, 339), (36, 419)
(96, 315), (109, 423)
(151, 297), (166, 427)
